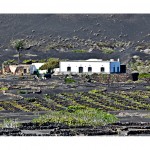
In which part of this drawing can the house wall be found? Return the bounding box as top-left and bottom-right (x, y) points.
(9, 65), (30, 75)
(39, 70), (47, 74)
(53, 68), (60, 75)
(60, 61), (110, 74)
(30, 63), (45, 74)
(9, 65), (17, 74)
(3, 65), (11, 74)
(110, 62), (121, 73)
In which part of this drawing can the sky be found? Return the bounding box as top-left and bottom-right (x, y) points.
(0, 0), (150, 13)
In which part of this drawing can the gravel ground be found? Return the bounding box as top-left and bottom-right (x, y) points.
(0, 75), (150, 136)
(110, 110), (150, 123)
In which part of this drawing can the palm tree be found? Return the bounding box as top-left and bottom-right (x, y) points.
(11, 39), (24, 64)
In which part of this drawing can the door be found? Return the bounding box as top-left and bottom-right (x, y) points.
(24, 69), (27, 74)
(79, 67), (83, 73)
(101, 67), (105, 72)
(88, 67), (92, 72)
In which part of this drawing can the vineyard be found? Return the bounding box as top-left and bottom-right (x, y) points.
(0, 89), (150, 113)
(0, 87), (150, 135)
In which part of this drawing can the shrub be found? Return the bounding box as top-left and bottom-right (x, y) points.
(3, 59), (17, 65)
(0, 87), (8, 91)
(22, 59), (47, 64)
(134, 80), (144, 83)
(32, 108), (118, 127)
(139, 73), (150, 79)
(39, 58), (59, 70)
(67, 105), (86, 112)
(64, 77), (76, 84)
(146, 86), (150, 91)
(101, 47), (114, 54)
(38, 59), (47, 63)
(24, 98), (36, 102)
(126, 79), (133, 83)
(88, 89), (99, 94)
(19, 90), (26, 94)
(0, 118), (20, 128)
(22, 59), (32, 64)
(72, 50), (87, 53)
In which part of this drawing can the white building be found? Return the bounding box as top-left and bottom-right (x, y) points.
(30, 63), (47, 74)
(59, 59), (121, 74)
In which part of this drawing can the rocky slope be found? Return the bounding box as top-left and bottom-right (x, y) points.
(0, 14), (150, 66)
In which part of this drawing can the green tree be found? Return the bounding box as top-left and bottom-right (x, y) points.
(40, 58), (59, 73)
(11, 39), (24, 64)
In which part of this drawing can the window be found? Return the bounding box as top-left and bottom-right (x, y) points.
(79, 67), (83, 73)
(67, 67), (71, 72)
(101, 67), (105, 72)
(88, 67), (92, 72)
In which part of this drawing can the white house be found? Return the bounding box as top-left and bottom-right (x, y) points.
(59, 59), (121, 74)
(30, 63), (47, 74)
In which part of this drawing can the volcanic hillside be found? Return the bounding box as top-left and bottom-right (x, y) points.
(0, 14), (150, 66)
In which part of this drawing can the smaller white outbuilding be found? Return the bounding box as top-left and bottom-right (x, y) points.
(29, 63), (47, 74)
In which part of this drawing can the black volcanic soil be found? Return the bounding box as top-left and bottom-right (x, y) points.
(0, 14), (150, 136)
(0, 75), (149, 136)
(1, 111), (150, 136)
(1, 14), (150, 44)
(0, 14), (150, 64)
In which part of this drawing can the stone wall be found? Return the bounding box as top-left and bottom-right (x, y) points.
(91, 73), (131, 83)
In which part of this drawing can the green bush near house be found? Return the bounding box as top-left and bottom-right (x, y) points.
(38, 59), (47, 63)
(39, 58), (59, 71)
(22, 59), (47, 64)
(3, 59), (17, 65)
(22, 59), (32, 64)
